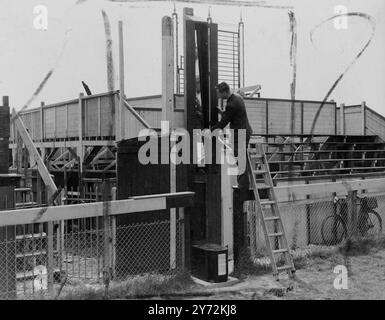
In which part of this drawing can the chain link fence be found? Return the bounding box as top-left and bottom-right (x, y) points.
(0, 214), (184, 299)
(245, 192), (385, 260)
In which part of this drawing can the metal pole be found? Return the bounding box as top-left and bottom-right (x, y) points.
(238, 14), (245, 89)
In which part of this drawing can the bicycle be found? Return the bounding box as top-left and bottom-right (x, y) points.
(321, 195), (382, 245)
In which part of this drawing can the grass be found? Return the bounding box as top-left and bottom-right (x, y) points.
(338, 235), (385, 256)
(233, 245), (338, 279)
(34, 236), (385, 299)
(232, 248), (272, 279)
(234, 234), (385, 279)
(56, 270), (195, 300)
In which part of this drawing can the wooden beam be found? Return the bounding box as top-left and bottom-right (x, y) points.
(103, 159), (116, 171)
(50, 149), (70, 166)
(362, 101), (366, 136)
(90, 146), (108, 165)
(78, 93), (84, 176)
(123, 100), (151, 128)
(162, 16), (175, 126)
(0, 192), (194, 227)
(162, 15), (176, 269)
(340, 103), (345, 135)
(97, 97), (102, 137)
(274, 178), (385, 202)
(12, 109), (57, 196)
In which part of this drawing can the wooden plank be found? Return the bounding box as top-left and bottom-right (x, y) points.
(266, 100), (268, 135)
(0, 197), (168, 227)
(78, 93), (84, 175)
(162, 16), (175, 125)
(339, 103), (345, 135)
(124, 100), (151, 128)
(221, 152), (234, 273)
(362, 101), (366, 136)
(110, 187), (117, 278)
(162, 16), (176, 269)
(366, 107), (385, 141)
(98, 97), (101, 136)
(12, 109), (57, 196)
(274, 178), (385, 202)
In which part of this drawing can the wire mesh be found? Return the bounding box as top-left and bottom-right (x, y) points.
(0, 215), (184, 300)
(245, 193), (385, 259)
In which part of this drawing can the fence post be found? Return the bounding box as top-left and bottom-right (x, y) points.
(248, 201), (257, 260)
(347, 190), (358, 238)
(59, 189), (65, 269)
(47, 215), (54, 293)
(340, 103), (345, 135)
(110, 187), (117, 279)
(78, 93), (84, 193)
(361, 101), (366, 136)
(102, 180), (111, 289)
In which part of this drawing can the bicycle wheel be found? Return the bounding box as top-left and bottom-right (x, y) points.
(358, 210), (382, 237)
(321, 215), (347, 245)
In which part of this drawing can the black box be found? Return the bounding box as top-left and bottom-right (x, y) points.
(191, 243), (228, 283)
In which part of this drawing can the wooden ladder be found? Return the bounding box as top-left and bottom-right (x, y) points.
(247, 142), (296, 280)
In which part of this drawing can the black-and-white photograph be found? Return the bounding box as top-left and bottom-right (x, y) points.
(0, 0), (385, 305)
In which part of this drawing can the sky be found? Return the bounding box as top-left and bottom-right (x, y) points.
(1, 0), (385, 116)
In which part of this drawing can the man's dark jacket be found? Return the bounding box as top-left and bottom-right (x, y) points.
(211, 93), (253, 139)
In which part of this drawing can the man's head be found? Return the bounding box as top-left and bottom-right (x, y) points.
(216, 82), (231, 100)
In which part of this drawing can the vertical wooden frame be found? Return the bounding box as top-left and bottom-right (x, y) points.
(78, 93), (84, 177)
(340, 103), (345, 135)
(361, 101), (366, 136)
(183, 8), (221, 245)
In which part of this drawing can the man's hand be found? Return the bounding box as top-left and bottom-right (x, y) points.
(216, 106), (224, 115)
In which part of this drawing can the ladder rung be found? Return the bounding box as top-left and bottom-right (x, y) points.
(14, 188), (32, 192)
(249, 154), (263, 159)
(273, 249), (289, 254)
(268, 232), (283, 237)
(253, 170), (267, 174)
(260, 200), (276, 205)
(256, 184), (271, 189)
(277, 265), (294, 271)
(264, 216), (280, 221)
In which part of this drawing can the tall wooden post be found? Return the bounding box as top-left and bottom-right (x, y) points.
(162, 15), (178, 269)
(347, 190), (358, 237)
(110, 186), (117, 278)
(340, 103), (345, 135)
(78, 93), (84, 191)
(162, 16), (174, 125)
(118, 21), (125, 141)
(361, 101), (366, 136)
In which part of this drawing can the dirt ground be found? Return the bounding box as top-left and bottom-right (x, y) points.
(52, 242), (385, 300)
(184, 248), (385, 300)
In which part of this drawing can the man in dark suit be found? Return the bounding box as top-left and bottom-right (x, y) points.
(211, 82), (253, 201)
